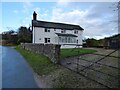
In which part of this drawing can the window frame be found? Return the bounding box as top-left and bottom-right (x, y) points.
(74, 30), (78, 34)
(45, 28), (50, 32)
(45, 28), (47, 32)
(47, 38), (50, 43)
(44, 38), (50, 43)
(61, 29), (66, 33)
(58, 36), (77, 44)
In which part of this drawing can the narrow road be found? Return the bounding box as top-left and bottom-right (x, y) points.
(2, 46), (38, 88)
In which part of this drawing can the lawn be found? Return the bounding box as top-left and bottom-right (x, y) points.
(15, 46), (58, 75)
(61, 48), (97, 59)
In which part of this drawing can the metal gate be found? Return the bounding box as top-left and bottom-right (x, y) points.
(60, 45), (120, 88)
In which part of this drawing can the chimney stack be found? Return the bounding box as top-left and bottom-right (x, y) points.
(33, 11), (37, 20)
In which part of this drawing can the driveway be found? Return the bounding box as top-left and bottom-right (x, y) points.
(60, 48), (120, 88)
(2, 46), (38, 88)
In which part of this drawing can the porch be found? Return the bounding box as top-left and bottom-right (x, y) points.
(55, 33), (78, 45)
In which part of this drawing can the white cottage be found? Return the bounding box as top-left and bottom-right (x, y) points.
(32, 11), (84, 48)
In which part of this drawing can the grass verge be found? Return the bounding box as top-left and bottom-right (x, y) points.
(15, 46), (97, 88)
(15, 46), (97, 75)
(15, 46), (58, 75)
(61, 48), (97, 59)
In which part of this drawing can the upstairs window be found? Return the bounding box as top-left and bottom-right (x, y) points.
(61, 30), (66, 33)
(45, 28), (50, 32)
(48, 29), (50, 32)
(74, 30), (78, 34)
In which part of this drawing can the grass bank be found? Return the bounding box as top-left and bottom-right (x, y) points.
(15, 46), (58, 75)
(61, 48), (97, 59)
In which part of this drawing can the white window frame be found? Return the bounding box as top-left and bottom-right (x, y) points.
(58, 36), (77, 43)
(45, 28), (50, 32)
(74, 30), (78, 34)
(45, 38), (50, 43)
(61, 30), (66, 33)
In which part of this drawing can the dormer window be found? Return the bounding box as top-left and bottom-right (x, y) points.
(61, 30), (66, 33)
(45, 28), (50, 32)
(74, 30), (78, 34)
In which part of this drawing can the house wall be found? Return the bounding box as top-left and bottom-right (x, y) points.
(21, 43), (61, 64)
(33, 27), (56, 44)
(33, 26), (83, 48)
(61, 44), (82, 48)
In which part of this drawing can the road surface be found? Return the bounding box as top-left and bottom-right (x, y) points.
(2, 46), (38, 88)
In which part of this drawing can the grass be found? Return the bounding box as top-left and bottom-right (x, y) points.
(16, 46), (97, 75)
(15, 46), (58, 75)
(53, 82), (65, 88)
(61, 48), (97, 59)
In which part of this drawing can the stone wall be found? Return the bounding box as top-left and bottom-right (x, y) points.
(20, 43), (61, 64)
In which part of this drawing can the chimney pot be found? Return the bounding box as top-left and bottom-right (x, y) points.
(33, 11), (37, 20)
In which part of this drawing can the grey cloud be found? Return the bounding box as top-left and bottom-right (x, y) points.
(50, 2), (119, 39)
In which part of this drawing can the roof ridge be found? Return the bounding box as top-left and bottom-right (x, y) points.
(32, 20), (84, 30)
(34, 20), (80, 26)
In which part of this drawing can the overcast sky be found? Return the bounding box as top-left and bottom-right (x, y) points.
(1, 1), (119, 39)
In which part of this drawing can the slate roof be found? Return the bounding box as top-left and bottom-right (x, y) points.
(55, 33), (77, 37)
(32, 20), (84, 30)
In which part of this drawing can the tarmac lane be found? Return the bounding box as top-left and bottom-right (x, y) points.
(2, 46), (38, 88)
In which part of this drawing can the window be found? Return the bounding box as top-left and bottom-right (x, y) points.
(48, 38), (50, 42)
(62, 37), (65, 43)
(58, 36), (77, 43)
(74, 30), (78, 34)
(48, 29), (50, 32)
(61, 30), (66, 33)
(61, 30), (64, 33)
(77, 40), (78, 43)
(44, 38), (50, 43)
(74, 38), (76, 43)
(45, 28), (47, 32)
(59, 37), (61, 43)
(68, 37), (71, 43)
(71, 38), (76, 43)
(45, 38), (47, 43)
(65, 37), (67, 43)
(45, 28), (50, 32)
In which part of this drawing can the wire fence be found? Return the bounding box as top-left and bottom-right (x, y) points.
(60, 45), (120, 88)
